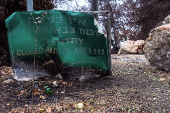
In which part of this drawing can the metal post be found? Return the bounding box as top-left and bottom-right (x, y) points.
(80, 10), (112, 76)
(27, 0), (33, 11)
(79, 10), (109, 14)
(91, 0), (98, 20)
(107, 12), (112, 76)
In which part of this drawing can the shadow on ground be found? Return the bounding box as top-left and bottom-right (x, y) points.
(0, 54), (170, 112)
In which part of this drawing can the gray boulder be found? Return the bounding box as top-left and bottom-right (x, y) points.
(144, 23), (170, 72)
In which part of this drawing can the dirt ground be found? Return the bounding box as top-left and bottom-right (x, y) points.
(0, 54), (170, 113)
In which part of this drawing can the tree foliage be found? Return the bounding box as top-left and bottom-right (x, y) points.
(98, 0), (170, 53)
(135, 0), (170, 39)
(54, 0), (90, 11)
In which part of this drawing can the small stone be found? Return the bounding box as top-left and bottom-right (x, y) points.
(0, 70), (5, 75)
(55, 73), (62, 79)
(24, 104), (29, 107)
(53, 81), (58, 87)
(20, 90), (25, 94)
(153, 98), (156, 100)
(159, 78), (167, 82)
(40, 95), (46, 100)
(74, 102), (84, 109)
(65, 97), (69, 100)
(3, 79), (14, 84)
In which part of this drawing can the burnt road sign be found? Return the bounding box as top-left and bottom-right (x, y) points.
(5, 10), (110, 81)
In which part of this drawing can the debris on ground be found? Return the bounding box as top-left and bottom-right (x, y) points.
(0, 55), (170, 112)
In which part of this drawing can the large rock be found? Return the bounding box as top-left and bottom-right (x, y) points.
(143, 23), (170, 72)
(118, 40), (145, 55)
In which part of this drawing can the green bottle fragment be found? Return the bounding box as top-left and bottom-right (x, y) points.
(44, 86), (52, 94)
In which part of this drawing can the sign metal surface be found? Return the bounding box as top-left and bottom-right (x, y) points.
(5, 10), (110, 81)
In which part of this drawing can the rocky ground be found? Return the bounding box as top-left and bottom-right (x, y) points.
(0, 54), (170, 113)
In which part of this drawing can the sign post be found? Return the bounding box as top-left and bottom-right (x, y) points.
(27, 0), (33, 11)
(107, 12), (112, 76)
(80, 10), (112, 76)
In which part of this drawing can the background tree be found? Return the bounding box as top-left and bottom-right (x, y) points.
(98, 0), (170, 53)
(97, 0), (117, 53)
(135, 0), (170, 39)
(54, 0), (90, 11)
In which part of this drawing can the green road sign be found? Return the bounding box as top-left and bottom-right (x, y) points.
(5, 10), (110, 81)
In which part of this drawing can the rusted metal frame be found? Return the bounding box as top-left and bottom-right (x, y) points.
(80, 10), (112, 76)
(26, 0), (112, 76)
